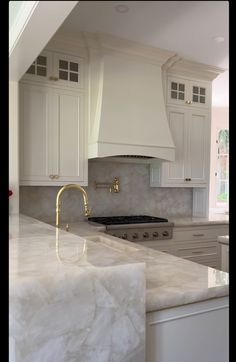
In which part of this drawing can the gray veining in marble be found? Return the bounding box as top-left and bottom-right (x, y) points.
(9, 215), (146, 362)
(20, 161), (193, 223)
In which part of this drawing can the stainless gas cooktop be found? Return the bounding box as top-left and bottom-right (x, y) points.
(88, 215), (173, 242)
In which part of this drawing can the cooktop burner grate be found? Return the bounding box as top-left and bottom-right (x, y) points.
(88, 215), (168, 225)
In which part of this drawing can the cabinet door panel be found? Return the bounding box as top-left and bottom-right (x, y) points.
(187, 112), (207, 183)
(22, 51), (52, 83)
(20, 84), (51, 182)
(53, 53), (84, 89)
(53, 90), (85, 182)
(162, 108), (187, 184)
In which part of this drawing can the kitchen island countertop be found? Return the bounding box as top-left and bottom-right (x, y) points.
(11, 214), (229, 312)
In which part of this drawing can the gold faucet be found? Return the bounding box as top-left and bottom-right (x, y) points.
(56, 184), (91, 229)
(109, 177), (120, 193)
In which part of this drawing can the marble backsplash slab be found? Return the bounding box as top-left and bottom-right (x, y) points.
(20, 161), (193, 224)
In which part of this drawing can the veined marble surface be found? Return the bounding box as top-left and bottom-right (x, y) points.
(45, 217), (229, 312)
(9, 214), (229, 361)
(9, 215), (146, 362)
(170, 213), (229, 227)
(217, 235), (229, 245)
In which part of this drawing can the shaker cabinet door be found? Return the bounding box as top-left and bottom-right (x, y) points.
(20, 84), (88, 186)
(20, 84), (52, 182)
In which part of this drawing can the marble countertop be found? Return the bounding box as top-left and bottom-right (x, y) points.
(9, 214), (146, 361)
(217, 235), (229, 245)
(169, 213), (229, 227)
(10, 214), (229, 314)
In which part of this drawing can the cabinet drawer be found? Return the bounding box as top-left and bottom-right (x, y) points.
(175, 242), (217, 258)
(173, 226), (229, 242)
(135, 241), (174, 255)
(184, 254), (218, 268)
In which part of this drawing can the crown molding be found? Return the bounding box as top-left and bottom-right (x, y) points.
(46, 31), (226, 80)
(81, 31), (176, 66)
(167, 58), (226, 81)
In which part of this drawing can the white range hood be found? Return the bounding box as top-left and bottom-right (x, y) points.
(85, 33), (176, 163)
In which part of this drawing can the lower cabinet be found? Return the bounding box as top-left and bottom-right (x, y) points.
(146, 296), (229, 362)
(219, 243), (229, 272)
(136, 224), (229, 270)
(20, 82), (88, 186)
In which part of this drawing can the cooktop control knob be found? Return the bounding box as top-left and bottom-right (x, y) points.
(143, 232), (149, 238)
(162, 231), (169, 237)
(132, 233), (138, 239)
(122, 233), (128, 240)
(153, 232), (159, 238)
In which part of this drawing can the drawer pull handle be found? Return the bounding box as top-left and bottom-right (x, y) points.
(192, 251), (204, 254)
(193, 234), (205, 237)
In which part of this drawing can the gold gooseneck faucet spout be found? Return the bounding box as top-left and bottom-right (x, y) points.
(56, 184), (91, 229)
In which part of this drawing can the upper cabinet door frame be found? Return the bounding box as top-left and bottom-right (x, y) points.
(53, 52), (84, 89)
(23, 50), (53, 83)
(167, 76), (210, 109)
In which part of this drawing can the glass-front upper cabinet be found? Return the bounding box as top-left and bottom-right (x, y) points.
(167, 76), (210, 109)
(22, 50), (84, 89)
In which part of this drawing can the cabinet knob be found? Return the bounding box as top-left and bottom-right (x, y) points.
(54, 175), (59, 179)
(185, 178), (191, 181)
(143, 232), (149, 238)
(185, 100), (192, 105)
(162, 231), (169, 237)
(49, 175), (55, 179)
(132, 233), (138, 239)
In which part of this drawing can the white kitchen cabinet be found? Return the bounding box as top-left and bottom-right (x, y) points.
(20, 83), (87, 186)
(172, 224), (229, 269)
(150, 106), (210, 187)
(146, 296), (229, 362)
(22, 50), (84, 90)
(137, 224), (229, 269)
(220, 244), (229, 272)
(135, 240), (175, 255)
(167, 75), (210, 109)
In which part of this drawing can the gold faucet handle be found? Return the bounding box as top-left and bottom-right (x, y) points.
(85, 207), (91, 217)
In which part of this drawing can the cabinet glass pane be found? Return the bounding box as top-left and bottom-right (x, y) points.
(193, 94), (198, 102)
(193, 86), (199, 94)
(37, 56), (46, 66)
(26, 65), (35, 75)
(37, 66), (46, 76)
(171, 82), (178, 90)
(59, 70), (68, 80)
(69, 72), (78, 82)
(70, 62), (78, 72)
(171, 91), (177, 99)
(178, 92), (184, 100)
(179, 83), (185, 92)
(200, 96), (205, 103)
(200, 87), (206, 95)
(59, 60), (68, 70)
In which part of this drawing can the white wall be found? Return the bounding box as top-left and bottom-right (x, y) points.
(9, 81), (19, 214)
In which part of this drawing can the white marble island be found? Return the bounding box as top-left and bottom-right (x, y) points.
(9, 215), (146, 362)
(9, 215), (229, 362)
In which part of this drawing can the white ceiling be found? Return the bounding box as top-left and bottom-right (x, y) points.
(59, 0), (229, 107)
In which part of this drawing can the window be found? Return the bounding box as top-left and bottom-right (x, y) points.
(216, 129), (229, 207)
(210, 124), (229, 214)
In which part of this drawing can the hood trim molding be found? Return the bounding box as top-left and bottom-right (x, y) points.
(89, 142), (175, 162)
